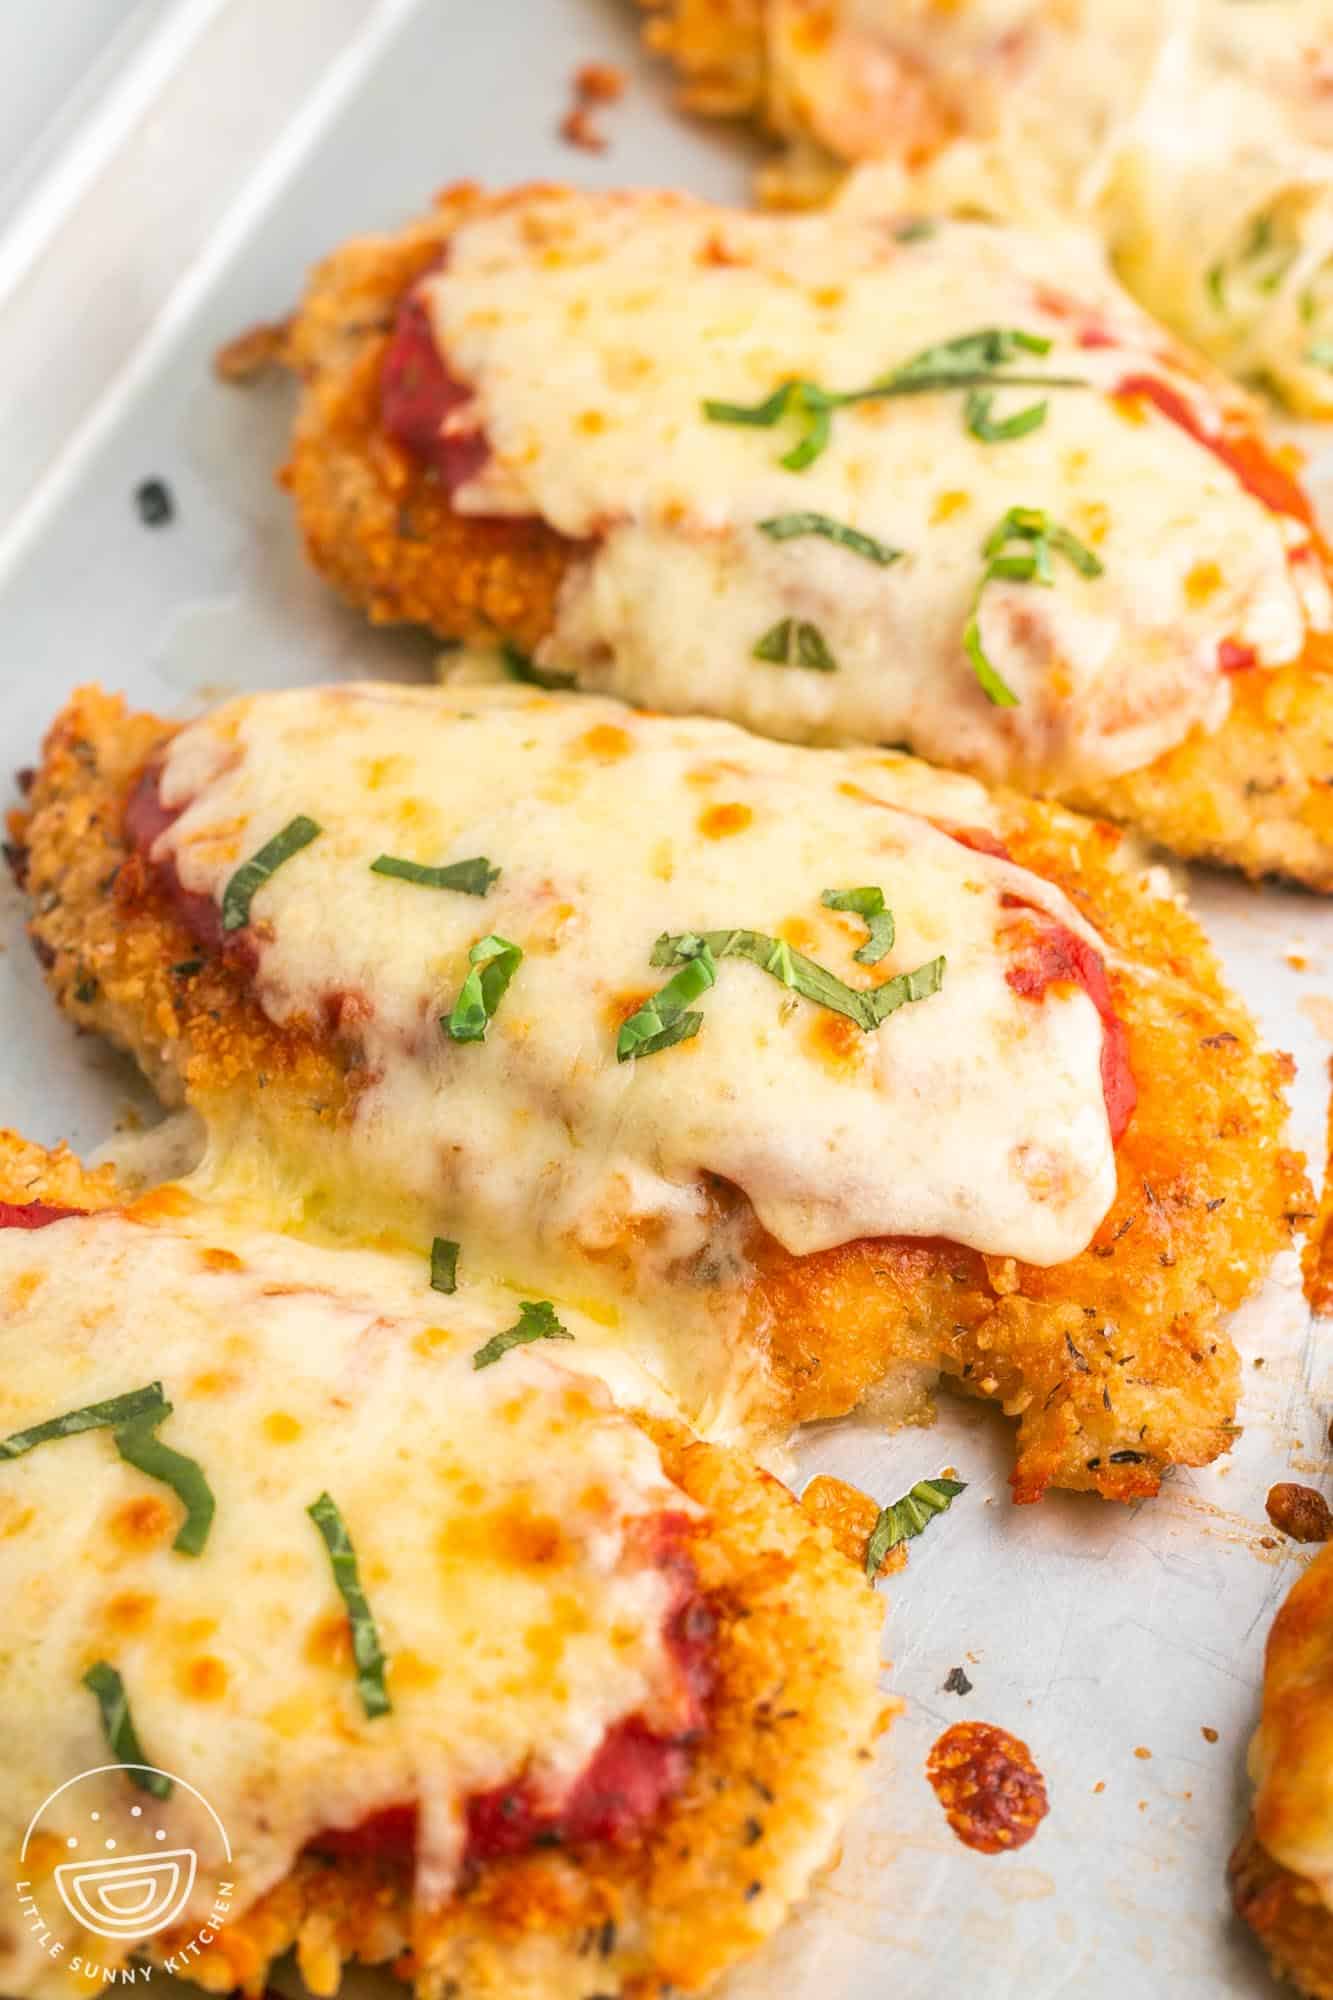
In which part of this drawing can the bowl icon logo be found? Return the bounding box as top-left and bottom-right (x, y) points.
(17, 1765), (232, 1952)
(55, 1845), (197, 1940)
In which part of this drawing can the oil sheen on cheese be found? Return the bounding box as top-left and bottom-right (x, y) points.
(0, 1198), (692, 1998)
(148, 682), (1119, 1311)
(419, 193), (1327, 787)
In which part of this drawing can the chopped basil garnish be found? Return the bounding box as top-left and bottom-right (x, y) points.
(864, 1476), (966, 1579)
(83, 1663), (172, 1797)
(1307, 340), (1333, 372)
(1, 1380), (215, 1555)
(0, 1382), (167, 1460)
(893, 218), (935, 243)
(706, 328), (1084, 469)
(500, 642), (576, 691)
(616, 942), (716, 1061)
(753, 617), (838, 672)
(821, 886), (895, 966)
(620, 923), (944, 1058)
(307, 1493), (392, 1719)
(965, 389), (1047, 444)
(758, 513), (902, 566)
(442, 934), (523, 1043)
(221, 815), (321, 932)
(472, 1299), (574, 1370)
(371, 853), (499, 896)
(430, 1237), (459, 1294)
(964, 506), (1104, 707)
(114, 1412), (215, 1558)
(171, 959), (204, 978)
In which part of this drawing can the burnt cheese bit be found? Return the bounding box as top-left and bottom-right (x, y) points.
(134, 479), (175, 528)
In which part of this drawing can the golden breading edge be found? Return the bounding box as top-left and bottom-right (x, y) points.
(14, 686), (1310, 1506)
(0, 1127), (889, 2000)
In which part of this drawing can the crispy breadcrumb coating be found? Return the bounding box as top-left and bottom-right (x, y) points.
(273, 187), (1333, 890)
(1304, 1057), (1333, 1315)
(15, 687), (1309, 1505)
(0, 1129), (888, 2000)
(1232, 1821), (1333, 2000)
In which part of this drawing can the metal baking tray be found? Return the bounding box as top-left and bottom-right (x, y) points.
(1, 3), (1329, 1993)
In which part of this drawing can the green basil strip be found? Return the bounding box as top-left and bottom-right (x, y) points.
(472, 1300), (575, 1371)
(893, 218), (935, 243)
(965, 389), (1048, 444)
(758, 513), (902, 566)
(0, 1383), (167, 1460)
(1306, 340), (1333, 372)
(307, 1493), (392, 1719)
(648, 927), (944, 1036)
(114, 1412), (215, 1557)
(965, 506), (1104, 707)
(221, 816), (322, 932)
(430, 1237), (459, 1294)
(752, 617), (838, 672)
(705, 329), (1085, 469)
(864, 1476), (967, 1579)
(821, 886), (895, 965)
(500, 642), (576, 691)
(617, 943), (717, 1062)
(371, 854), (499, 897)
(442, 934), (524, 1043)
(82, 1663), (173, 1797)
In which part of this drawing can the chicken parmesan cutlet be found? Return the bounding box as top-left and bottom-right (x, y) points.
(638, 0), (1333, 416)
(269, 184), (1333, 886)
(14, 680), (1308, 1501)
(1231, 1540), (1333, 1998)
(0, 1130), (886, 2000)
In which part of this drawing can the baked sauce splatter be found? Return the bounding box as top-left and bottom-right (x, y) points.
(926, 1721), (1049, 1854)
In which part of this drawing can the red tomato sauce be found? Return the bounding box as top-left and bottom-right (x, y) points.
(124, 766), (249, 965)
(380, 285), (489, 492)
(1005, 914), (1136, 1144)
(1115, 372), (1313, 527)
(938, 824), (1136, 1144)
(926, 1720), (1049, 1854)
(310, 1516), (716, 1870)
(0, 1202), (84, 1229)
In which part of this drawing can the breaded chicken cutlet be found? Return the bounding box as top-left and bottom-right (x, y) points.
(0, 1130), (888, 2000)
(636, 1), (1333, 416)
(264, 184), (1333, 886)
(13, 679), (1309, 1503)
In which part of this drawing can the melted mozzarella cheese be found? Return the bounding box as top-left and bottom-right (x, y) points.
(0, 1198), (692, 1999)
(149, 681), (1119, 1312)
(423, 193), (1323, 792)
(757, 1), (1333, 412)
